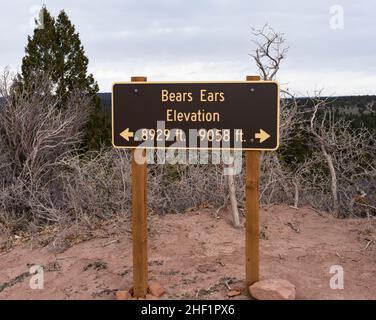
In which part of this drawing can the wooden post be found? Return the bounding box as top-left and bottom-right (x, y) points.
(245, 75), (261, 290)
(131, 76), (148, 298)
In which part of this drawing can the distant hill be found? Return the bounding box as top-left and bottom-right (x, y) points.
(98, 92), (111, 115)
(1, 93), (112, 114)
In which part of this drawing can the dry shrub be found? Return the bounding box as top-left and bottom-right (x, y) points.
(148, 162), (227, 214)
(0, 69), (232, 233)
(59, 149), (132, 222)
(61, 150), (229, 217)
(0, 71), (90, 230)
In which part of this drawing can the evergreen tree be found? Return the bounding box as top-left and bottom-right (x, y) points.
(21, 7), (57, 86)
(18, 6), (110, 150)
(54, 10), (110, 149)
(55, 11), (97, 98)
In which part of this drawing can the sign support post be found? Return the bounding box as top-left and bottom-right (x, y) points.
(131, 76), (148, 298)
(245, 75), (261, 290)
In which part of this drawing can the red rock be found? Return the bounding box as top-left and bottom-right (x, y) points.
(249, 279), (296, 300)
(115, 290), (131, 300)
(148, 281), (165, 297)
(227, 290), (241, 297)
(146, 294), (159, 300)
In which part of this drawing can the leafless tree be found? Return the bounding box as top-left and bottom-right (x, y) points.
(306, 97), (376, 216)
(250, 24), (289, 80)
(249, 25), (304, 207)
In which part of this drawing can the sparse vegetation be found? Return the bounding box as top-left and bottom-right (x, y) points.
(0, 23), (375, 240)
(83, 260), (108, 271)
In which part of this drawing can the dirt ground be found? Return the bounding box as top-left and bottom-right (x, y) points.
(0, 205), (375, 300)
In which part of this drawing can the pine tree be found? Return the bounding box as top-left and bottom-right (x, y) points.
(55, 11), (97, 98)
(18, 6), (110, 150)
(20, 7), (57, 90)
(12, 7), (57, 96)
(54, 10), (110, 149)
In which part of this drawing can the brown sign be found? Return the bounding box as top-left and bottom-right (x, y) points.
(112, 81), (279, 150)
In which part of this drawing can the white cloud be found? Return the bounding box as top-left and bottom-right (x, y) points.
(0, 0), (375, 95)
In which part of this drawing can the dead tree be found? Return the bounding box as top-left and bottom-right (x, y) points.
(250, 25), (305, 206)
(308, 100), (340, 216)
(307, 97), (376, 217)
(224, 24), (289, 226)
(250, 24), (289, 81)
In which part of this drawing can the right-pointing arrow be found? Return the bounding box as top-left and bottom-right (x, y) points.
(255, 129), (270, 143)
(120, 128), (134, 141)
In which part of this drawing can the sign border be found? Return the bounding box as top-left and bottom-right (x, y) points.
(111, 81), (280, 151)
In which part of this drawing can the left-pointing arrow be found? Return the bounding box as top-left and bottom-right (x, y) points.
(120, 128), (134, 141)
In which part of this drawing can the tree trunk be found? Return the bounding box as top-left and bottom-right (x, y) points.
(227, 156), (240, 228)
(320, 143), (340, 217)
(293, 179), (299, 208)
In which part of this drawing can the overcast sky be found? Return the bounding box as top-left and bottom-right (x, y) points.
(1, 1), (375, 95)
